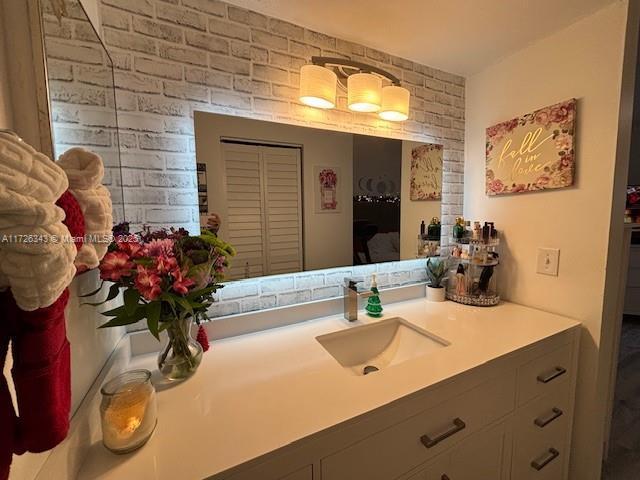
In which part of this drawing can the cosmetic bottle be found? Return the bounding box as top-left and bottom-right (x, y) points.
(482, 222), (490, 243)
(427, 217), (441, 241)
(473, 222), (481, 241)
(453, 217), (465, 240)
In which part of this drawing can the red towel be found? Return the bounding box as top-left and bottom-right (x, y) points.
(0, 288), (72, 478)
(12, 288), (71, 454)
(0, 187), (83, 476)
(0, 291), (18, 480)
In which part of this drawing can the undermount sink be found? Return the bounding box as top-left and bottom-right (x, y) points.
(316, 317), (450, 376)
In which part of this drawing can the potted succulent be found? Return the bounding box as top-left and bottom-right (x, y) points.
(426, 258), (447, 302)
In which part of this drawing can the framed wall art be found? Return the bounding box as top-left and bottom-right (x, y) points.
(486, 98), (576, 196)
(315, 166), (341, 213)
(409, 143), (443, 201)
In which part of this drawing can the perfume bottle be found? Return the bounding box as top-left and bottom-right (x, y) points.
(473, 222), (482, 241)
(453, 217), (465, 240)
(427, 217), (441, 241)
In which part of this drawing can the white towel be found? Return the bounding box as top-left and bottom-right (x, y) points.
(0, 132), (76, 311)
(57, 148), (113, 270)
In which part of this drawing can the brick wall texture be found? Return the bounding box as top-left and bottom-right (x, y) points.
(42, 1), (125, 222)
(96, 0), (465, 236)
(56, 0), (466, 320)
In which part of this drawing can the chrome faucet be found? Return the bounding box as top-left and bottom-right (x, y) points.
(344, 278), (373, 322)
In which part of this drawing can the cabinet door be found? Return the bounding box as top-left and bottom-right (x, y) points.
(279, 465), (312, 480)
(406, 423), (506, 480)
(447, 422), (507, 480)
(406, 454), (450, 480)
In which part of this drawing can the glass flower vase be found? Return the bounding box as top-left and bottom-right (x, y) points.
(157, 317), (203, 381)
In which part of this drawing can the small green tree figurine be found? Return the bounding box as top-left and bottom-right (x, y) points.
(365, 274), (383, 317)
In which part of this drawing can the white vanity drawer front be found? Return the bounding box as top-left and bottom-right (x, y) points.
(512, 438), (568, 480)
(279, 466), (313, 480)
(228, 463), (313, 480)
(321, 371), (516, 480)
(512, 386), (571, 480)
(517, 342), (573, 406)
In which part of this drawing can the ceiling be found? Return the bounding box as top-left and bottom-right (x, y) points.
(227, 0), (620, 76)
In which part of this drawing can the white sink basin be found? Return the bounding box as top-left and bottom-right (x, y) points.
(316, 317), (450, 376)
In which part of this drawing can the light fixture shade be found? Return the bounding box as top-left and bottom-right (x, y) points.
(299, 64), (337, 109)
(348, 73), (382, 112)
(379, 85), (410, 121)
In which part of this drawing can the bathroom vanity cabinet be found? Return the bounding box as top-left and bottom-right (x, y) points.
(222, 328), (578, 480)
(74, 300), (580, 480)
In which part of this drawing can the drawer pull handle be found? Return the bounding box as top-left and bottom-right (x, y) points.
(531, 448), (560, 471)
(534, 407), (564, 428)
(537, 366), (567, 384)
(441, 475), (450, 480)
(420, 418), (466, 448)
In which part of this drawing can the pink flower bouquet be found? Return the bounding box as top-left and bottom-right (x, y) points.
(86, 223), (235, 335)
(83, 223), (236, 379)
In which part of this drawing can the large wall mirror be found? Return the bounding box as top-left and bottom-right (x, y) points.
(195, 113), (443, 280)
(40, 0), (124, 223)
(34, 0), (453, 313)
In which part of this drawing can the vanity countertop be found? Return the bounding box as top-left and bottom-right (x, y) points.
(77, 299), (580, 480)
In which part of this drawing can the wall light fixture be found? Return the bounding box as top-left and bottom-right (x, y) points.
(299, 56), (410, 121)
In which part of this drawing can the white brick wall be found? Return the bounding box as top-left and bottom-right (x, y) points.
(96, 0), (465, 236)
(55, 0), (466, 321)
(206, 259), (429, 318)
(42, 5), (125, 223)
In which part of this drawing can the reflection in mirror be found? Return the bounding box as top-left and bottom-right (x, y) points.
(195, 112), (443, 280)
(40, 0), (124, 223)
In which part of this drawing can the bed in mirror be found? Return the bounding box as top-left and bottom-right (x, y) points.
(194, 112), (443, 280)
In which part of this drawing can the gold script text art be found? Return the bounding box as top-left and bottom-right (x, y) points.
(497, 127), (554, 181)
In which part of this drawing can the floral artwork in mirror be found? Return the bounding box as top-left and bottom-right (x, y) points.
(315, 166), (340, 213)
(485, 98), (576, 196)
(409, 144), (443, 201)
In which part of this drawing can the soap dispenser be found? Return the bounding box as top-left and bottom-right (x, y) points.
(365, 274), (383, 317)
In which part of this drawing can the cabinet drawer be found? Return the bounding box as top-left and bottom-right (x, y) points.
(513, 387), (571, 480)
(321, 372), (515, 480)
(517, 343), (572, 406)
(405, 453), (449, 480)
(228, 461), (313, 480)
(280, 466), (312, 480)
(512, 439), (568, 480)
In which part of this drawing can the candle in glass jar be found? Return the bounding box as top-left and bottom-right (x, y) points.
(100, 369), (157, 453)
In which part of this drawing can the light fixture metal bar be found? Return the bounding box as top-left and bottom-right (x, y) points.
(311, 56), (401, 86)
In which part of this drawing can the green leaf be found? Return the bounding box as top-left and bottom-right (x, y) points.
(100, 305), (126, 317)
(146, 302), (161, 340)
(123, 289), (141, 316)
(175, 296), (194, 316)
(78, 281), (105, 298)
(160, 292), (176, 308)
(106, 282), (121, 302)
(81, 282), (120, 306)
(186, 285), (221, 301)
(98, 314), (142, 329)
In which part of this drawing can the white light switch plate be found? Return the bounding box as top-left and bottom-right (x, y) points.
(537, 248), (560, 276)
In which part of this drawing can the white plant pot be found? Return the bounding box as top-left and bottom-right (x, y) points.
(426, 285), (446, 302)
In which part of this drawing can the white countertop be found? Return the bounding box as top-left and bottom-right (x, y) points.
(78, 298), (579, 480)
